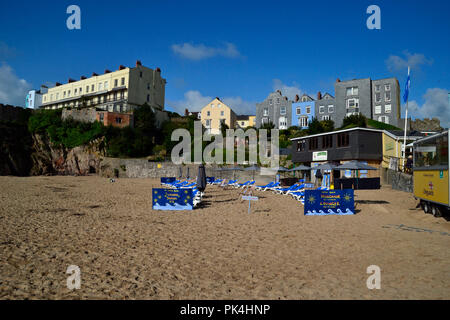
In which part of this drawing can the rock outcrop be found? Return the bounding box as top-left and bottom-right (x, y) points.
(30, 134), (106, 176)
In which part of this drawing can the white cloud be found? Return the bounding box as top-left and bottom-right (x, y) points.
(272, 79), (303, 101)
(403, 88), (450, 127)
(168, 90), (256, 115)
(386, 51), (432, 73)
(171, 42), (242, 60)
(0, 63), (32, 106)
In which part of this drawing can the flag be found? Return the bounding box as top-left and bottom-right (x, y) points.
(403, 67), (410, 103)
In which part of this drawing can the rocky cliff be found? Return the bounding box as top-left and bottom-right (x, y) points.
(0, 122), (106, 176)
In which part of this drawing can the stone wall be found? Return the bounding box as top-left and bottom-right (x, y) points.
(381, 168), (413, 193)
(62, 108), (97, 123)
(98, 158), (275, 184)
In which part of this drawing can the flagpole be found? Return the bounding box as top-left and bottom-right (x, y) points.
(402, 66), (410, 171)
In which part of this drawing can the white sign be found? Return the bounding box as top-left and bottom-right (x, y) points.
(242, 196), (259, 201)
(313, 151), (327, 161)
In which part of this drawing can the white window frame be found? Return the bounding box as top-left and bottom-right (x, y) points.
(280, 106), (286, 115)
(306, 106), (311, 114)
(385, 104), (392, 113)
(263, 108), (268, 116)
(346, 86), (358, 96)
(328, 105), (334, 113)
(298, 117), (308, 128)
(205, 119), (211, 127)
(296, 107), (301, 115)
(375, 84), (381, 92)
(374, 105), (382, 114)
(347, 98), (359, 108)
(385, 84), (391, 91)
(385, 91), (391, 102)
(375, 92), (381, 103)
(322, 115), (330, 121)
(319, 106), (325, 114)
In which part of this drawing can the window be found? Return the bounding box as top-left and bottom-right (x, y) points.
(322, 115), (330, 121)
(139, 71), (142, 78)
(147, 94), (150, 102)
(147, 83), (150, 90)
(385, 104), (392, 113)
(99, 83), (103, 91)
(296, 107), (301, 115)
(79, 87), (82, 94)
(309, 137), (319, 150)
(322, 135), (333, 148)
(207, 111), (211, 116)
(306, 106), (311, 114)
(280, 106), (286, 115)
(319, 106), (325, 114)
(346, 87), (358, 96)
(121, 77), (125, 86)
(63, 91), (66, 98)
(220, 111), (224, 116)
(114, 79), (118, 87)
(378, 116), (389, 124)
(374, 105), (382, 114)
(68, 90), (71, 96)
(120, 91), (124, 99)
(86, 86), (89, 93)
(414, 134), (448, 168)
(211, 104), (215, 108)
(385, 84), (391, 91)
(297, 140), (306, 152)
(104, 81), (108, 89)
(375, 84), (381, 92)
(241, 122), (245, 126)
(217, 103), (221, 108)
(347, 98), (359, 108)
(276, 98), (280, 104)
(50, 94), (53, 101)
(205, 119), (211, 127)
(385, 91), (391, 102)
(91, 84), (95, 91)
(99, 113), (104, 121)
(328, 105), (334, 113)
(337, 133), (350, 147)
(115, 117), (123, 124)
(56, 93), (59, 99)
(263, 108), (268, 116)
(269, 99), (273, 105)
(113, 92), (117, 101)
(74, 89), (77, 95)
(298, 117), (308, 128)
(375, 92), (381, 103)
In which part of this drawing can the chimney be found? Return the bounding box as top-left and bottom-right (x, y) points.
(295, 94), (300, 102)
(277, 90), (282, 95)
(336, 78), (341, 82)
(119, 65), (126, 70)
(68, 78), (75, 83)
(216, 97), (221, 101)
(104, 69), (111, 74)
(185, 108), (189, 116)
(80, 76), (87, 80)
(156, 67), (161, 73)
(136, 60), (142, 67)
(317, 91), (322, 100)
(92, 72), (98, 77)
(55, 82), (62, 86)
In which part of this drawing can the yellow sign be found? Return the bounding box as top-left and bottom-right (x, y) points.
(157, 163), (162, 169)
(414, 170), (449, 206)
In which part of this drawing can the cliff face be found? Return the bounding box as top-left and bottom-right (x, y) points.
(0, 123), (33, 176)
(30, 134), (106, 176)
(0, 122), (106, 176)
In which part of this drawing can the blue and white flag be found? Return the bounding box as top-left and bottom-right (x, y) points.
(403, 68), (411, 103)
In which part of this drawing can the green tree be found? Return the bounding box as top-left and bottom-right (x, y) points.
(341, 114), (367, 128)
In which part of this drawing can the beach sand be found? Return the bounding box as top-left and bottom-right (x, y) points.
(0, 175), (449, 300)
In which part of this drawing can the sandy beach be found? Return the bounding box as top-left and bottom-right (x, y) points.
(0, 175), (449, 300)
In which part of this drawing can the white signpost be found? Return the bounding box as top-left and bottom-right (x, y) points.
(242, 195), (259, 214)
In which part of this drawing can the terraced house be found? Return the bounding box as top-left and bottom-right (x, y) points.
(40, 60), (166, 113)
(256, 90), (291, 129)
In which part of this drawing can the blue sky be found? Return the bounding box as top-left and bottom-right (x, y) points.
(0, 0), (449, 125)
